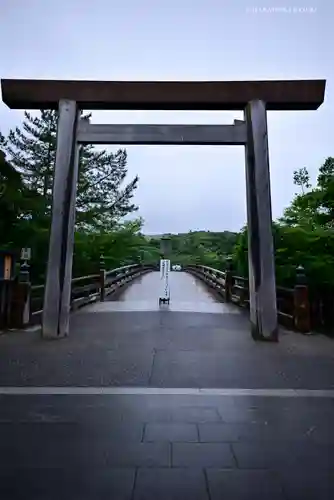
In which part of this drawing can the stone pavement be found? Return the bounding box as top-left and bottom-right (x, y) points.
(1, 393), (334, 499)
(0, 307), (334, 388)
(0, 271), (334, 499)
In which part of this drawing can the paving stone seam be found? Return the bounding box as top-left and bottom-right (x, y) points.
(229, 443), (240, 468)
(141, 424), (146, 443)
(148, 350), (157, 386)
(203, 468), (212, 500)
(130, 468), (138, 500)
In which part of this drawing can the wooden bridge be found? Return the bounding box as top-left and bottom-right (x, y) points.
(0, 259), (316, 335)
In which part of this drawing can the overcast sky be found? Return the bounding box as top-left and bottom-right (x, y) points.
(0, 0), (331, 234)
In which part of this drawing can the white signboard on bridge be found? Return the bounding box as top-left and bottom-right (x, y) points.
(159, 259), (170, 302)
(21, 248), (31, 261)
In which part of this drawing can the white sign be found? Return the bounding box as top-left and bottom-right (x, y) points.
(21, 248), (31, 261)
(159, 259), (170, 300)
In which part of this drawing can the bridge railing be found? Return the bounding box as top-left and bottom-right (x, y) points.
(30, 273), (102, 323)
(1, 262), (154, 330)
(185, 264), (310, 334)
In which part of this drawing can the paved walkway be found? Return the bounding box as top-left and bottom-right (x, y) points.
(1, 271), (334, 498)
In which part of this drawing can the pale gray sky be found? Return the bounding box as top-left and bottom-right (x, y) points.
(0, 0), (332, 234)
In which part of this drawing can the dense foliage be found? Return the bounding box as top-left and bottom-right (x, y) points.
(145, 231), (237, 269)
(233, 158), (334, 289)
(1, 111), (138, 231)
(0, 110), (140, 283)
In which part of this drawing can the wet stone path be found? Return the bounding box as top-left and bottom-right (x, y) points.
(0, 271), (334, 498)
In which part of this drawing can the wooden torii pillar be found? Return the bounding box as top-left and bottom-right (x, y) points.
(1, 78), (326, 341)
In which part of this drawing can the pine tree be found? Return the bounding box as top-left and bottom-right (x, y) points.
(0, 147), (43, 247)
(0, 111), (139, 231)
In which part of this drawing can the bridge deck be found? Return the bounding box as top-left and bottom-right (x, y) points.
(91, 271), (240, 313)
(1, 271), (334, 499)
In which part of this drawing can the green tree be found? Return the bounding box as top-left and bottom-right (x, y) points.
(1, 110), (139, 231)
(0, 112), (141, 282)
(0, 149), (43, 248)
(315, 157), (334, 228)
(71, 217), (156, 278)
(0, 149), (23, 243)
(234, 158), (334, 290)
(279, 192), (319, 228)
(280, 157), (334, 229)
(143, 230), (238, 269)
(293, 167), (311, 194)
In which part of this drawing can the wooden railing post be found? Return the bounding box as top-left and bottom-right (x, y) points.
(224, 257), (233, 303)
(99, 252), (106, 302)
(294, 265), (311, 334)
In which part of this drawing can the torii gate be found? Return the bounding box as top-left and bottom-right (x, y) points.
(1, 78), (326, 341)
